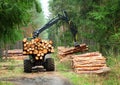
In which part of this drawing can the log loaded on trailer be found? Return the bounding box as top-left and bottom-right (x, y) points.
(23, 11), (87, 73)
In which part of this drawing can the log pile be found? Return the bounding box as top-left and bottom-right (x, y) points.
(23, 38), (54, 60)
(3, 55), (27, 60)
(3, 49), (27, 60)
(57, 43), (88, 59)
(3, 49), (23, 56)
(72, 52), (110, 74)
(57, 46), (110, 74)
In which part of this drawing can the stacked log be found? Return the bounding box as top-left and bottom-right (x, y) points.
(3, 49), (23, 56)
(23, 38), (54, 60)
(57, 43), (88, 59)
(3, 55), (27, 60)
(3, 49), (27, 60)
(57, 45), (110, 74)
(72, 52), (110, 74)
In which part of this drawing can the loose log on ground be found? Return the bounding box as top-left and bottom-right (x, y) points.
(74, 67), (110, 74)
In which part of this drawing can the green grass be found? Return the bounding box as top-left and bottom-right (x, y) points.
(0, 59), (23, 78)
(61, 72), (92, 85)
(0, 81), (14, 85)
(56, 60), (72, 71)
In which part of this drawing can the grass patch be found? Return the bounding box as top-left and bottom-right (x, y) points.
(56, 60), (71, 71)
(61, 72), (92, 85)
(0, 59), (23, 78)
(0, 81), (14, 85)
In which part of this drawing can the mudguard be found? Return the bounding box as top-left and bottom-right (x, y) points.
(44, 53), (52, 61)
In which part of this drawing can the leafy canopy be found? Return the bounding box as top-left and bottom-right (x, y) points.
(0, 0), (42, 44)
(49, 0), (120, 53)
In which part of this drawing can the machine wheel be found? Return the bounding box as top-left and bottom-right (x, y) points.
(24, 59), (32, 73)
(44, 58), (55, 71)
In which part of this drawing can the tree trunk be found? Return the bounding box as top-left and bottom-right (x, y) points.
(5, 45), (8, 60)
(0, 46), (4, 59)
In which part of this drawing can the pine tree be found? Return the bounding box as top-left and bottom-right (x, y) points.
(0, 0), (42, 45)
(49, 0), (120, 54)
(0, 0), (42, 57)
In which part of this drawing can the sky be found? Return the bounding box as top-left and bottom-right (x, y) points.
(39, 0), (50, 19)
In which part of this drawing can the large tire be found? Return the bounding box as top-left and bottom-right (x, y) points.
(24, 59), (32, 73)
(44, 58), (55, 71)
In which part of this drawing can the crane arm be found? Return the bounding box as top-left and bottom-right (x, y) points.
(32, 11), (79, 46)
(33, 11), (69, 38)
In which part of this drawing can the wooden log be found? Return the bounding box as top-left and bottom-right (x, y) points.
(74, 66), (105, 71)
(40, 56), (43, 60)
(33, 50), (38, 54)
(29, 51), (33, 54)
(37, 54), (41, 56)
(34, 38), (41, 42)
(72, 60), (106, 65)
(72, 56), (106, 62)
(23, 43), (27, 47)
(50, 48), (55, 52)
(23, 51), (27, 54)
(57, 44), (88, 56)
(41, 53), (44, 56)
(49, 40), (53, 44)
(64, 44), (87, 53)
(73, 64), (106, 68)
(35, 56), (39, 60)
(72, 52), (101, 57)
(23, 38), (27, 43)
(43, 49), (48, 54)
(31, 44), (35, 48)
(74, 67), (110, 74)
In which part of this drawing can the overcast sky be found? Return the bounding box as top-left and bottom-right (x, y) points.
(39, 0), (50, 19)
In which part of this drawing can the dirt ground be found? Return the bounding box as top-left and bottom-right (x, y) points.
(14, 75), (72, 85)
(0, 72), (73, 85)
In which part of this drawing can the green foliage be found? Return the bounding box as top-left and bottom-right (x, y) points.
(87, 0), (120, 53)
(35, 0), (42, 13)
(49, 0), (120, 54)
(48, 0), (79, 46)
(0, 0), (42, 45)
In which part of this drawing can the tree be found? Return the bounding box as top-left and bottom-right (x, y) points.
(0, 0), (42, 57)
(49, 0), (80, 46)
(0, 0), (42, 45)
(49, 0), (120, 54)
(88, 0), (120, 54)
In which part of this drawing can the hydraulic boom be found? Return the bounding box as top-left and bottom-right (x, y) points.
(33, 11), (78, 46)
